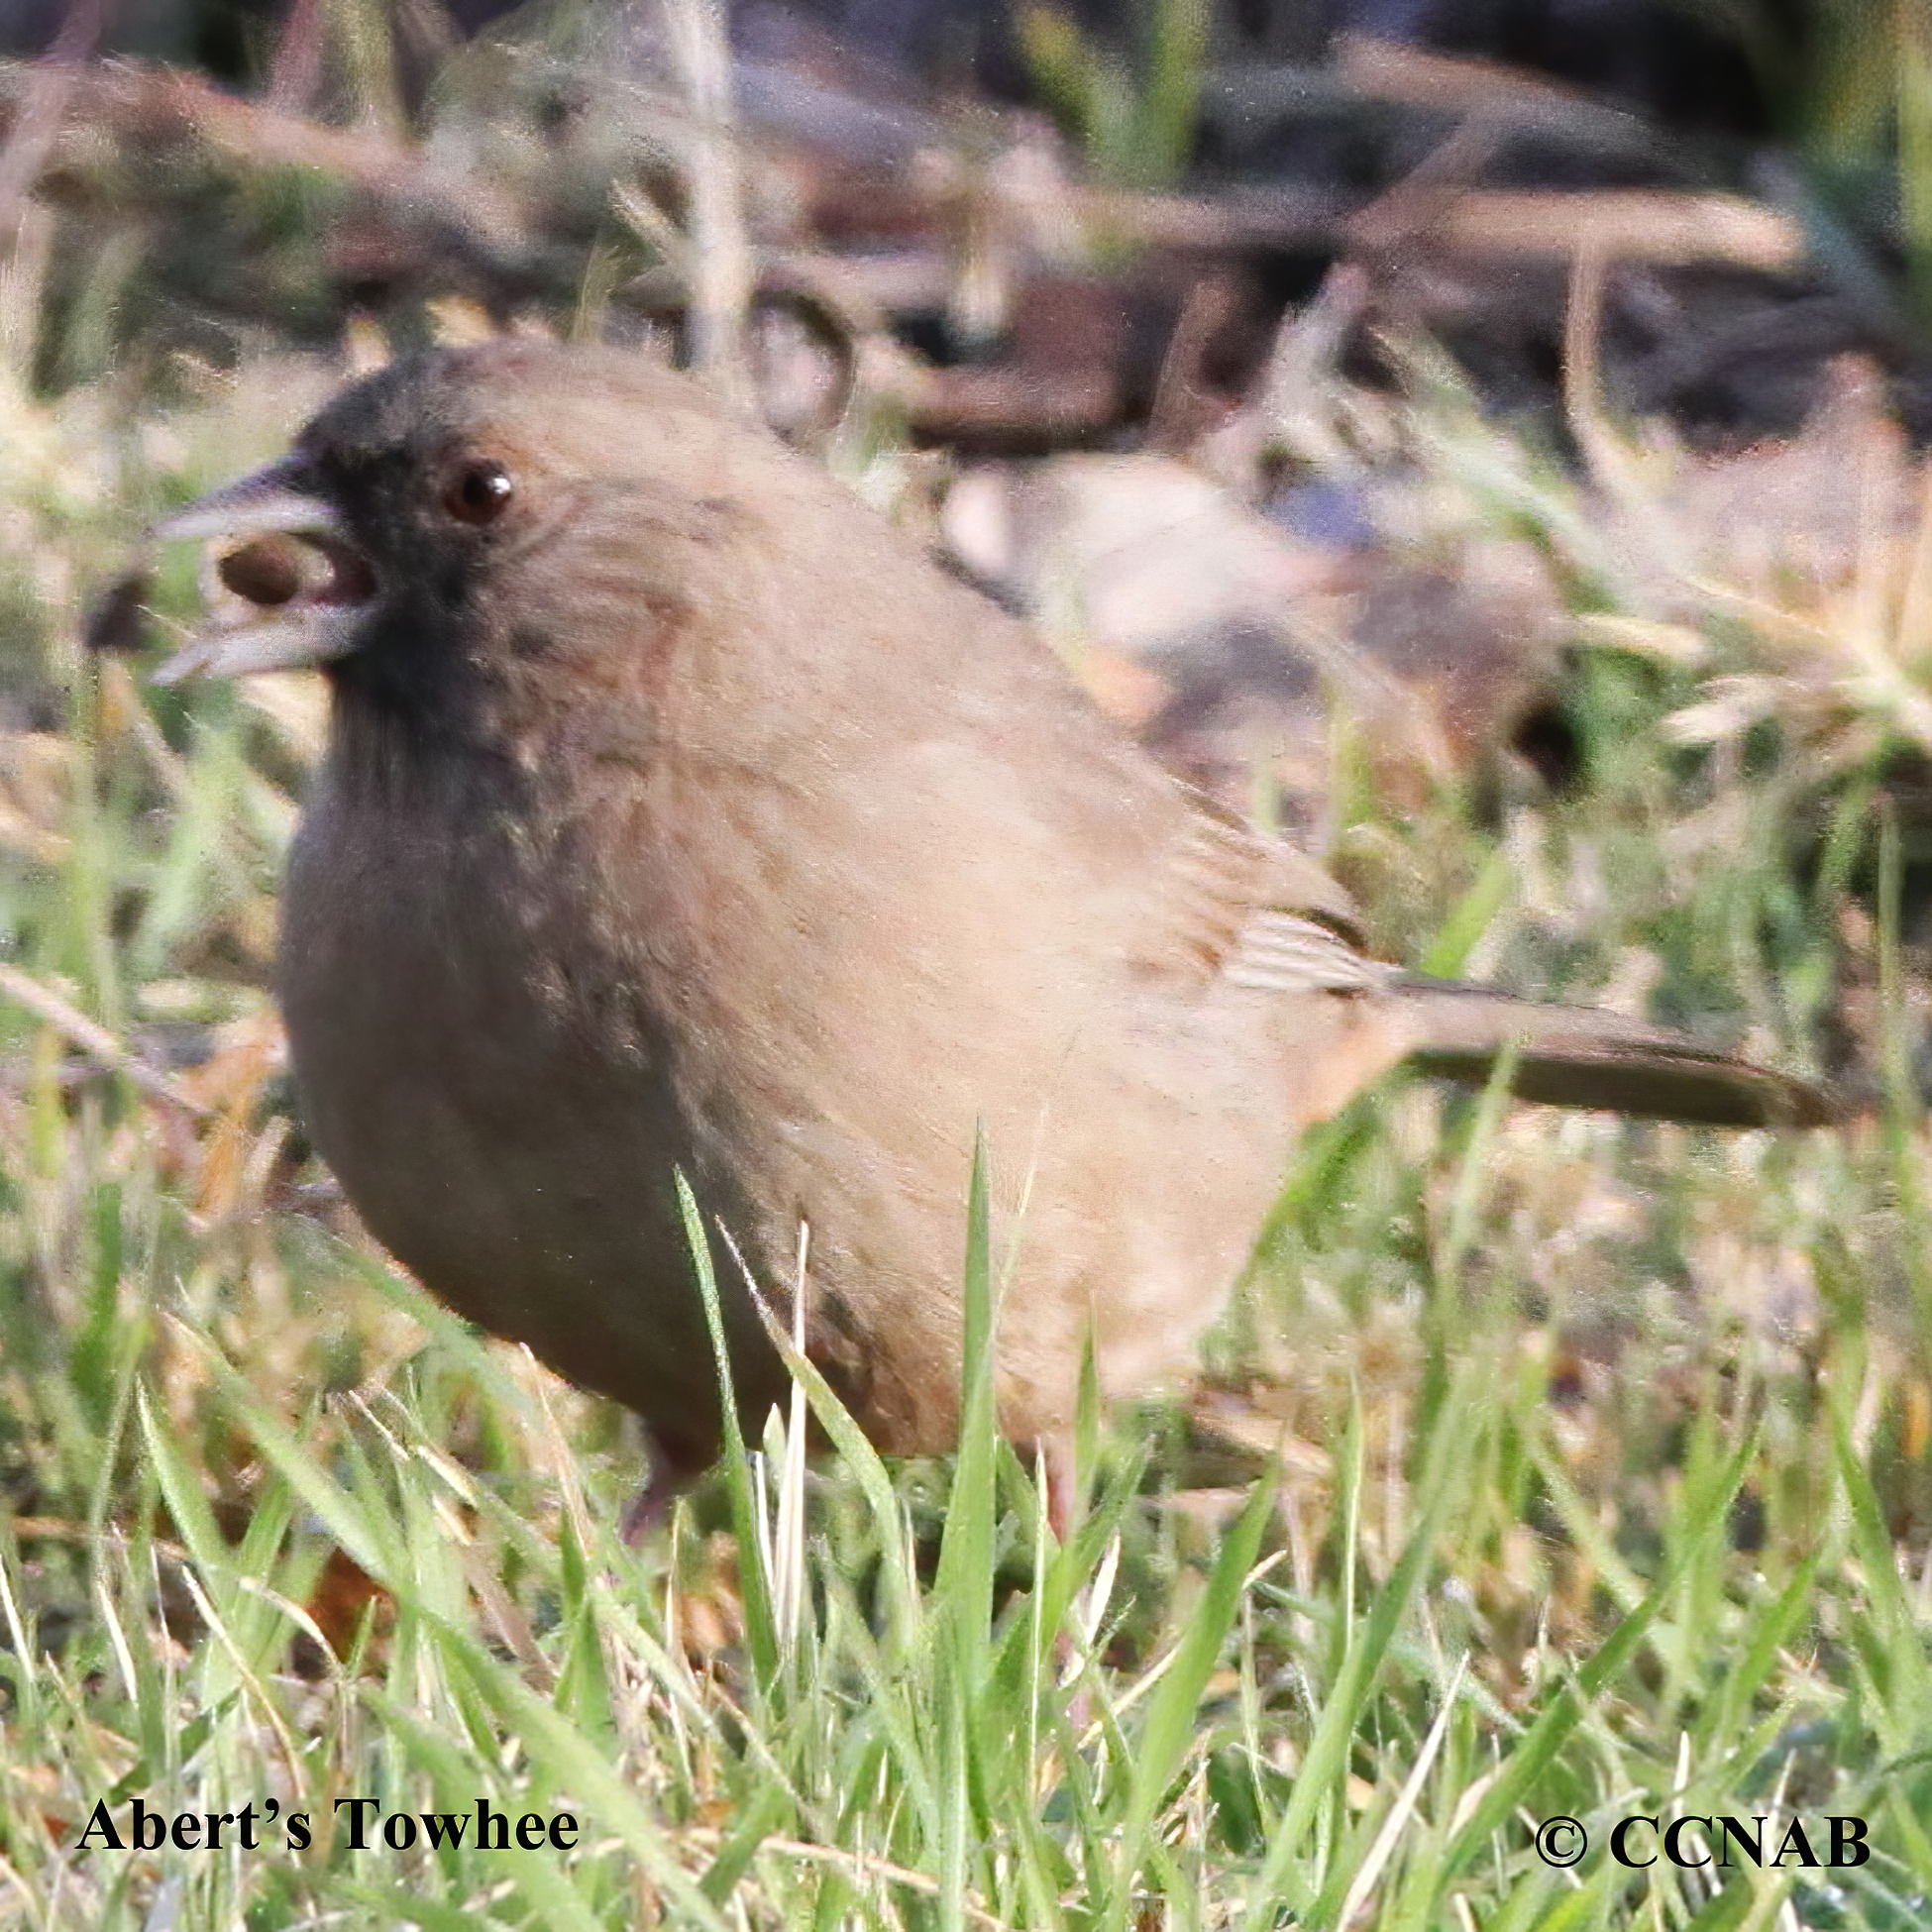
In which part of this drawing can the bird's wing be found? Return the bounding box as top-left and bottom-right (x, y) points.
(1151, 801), (1365, 980)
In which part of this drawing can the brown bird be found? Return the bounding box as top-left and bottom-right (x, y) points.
(153, 340), (1832, 1518)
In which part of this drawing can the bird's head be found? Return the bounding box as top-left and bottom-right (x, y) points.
(153, 340), (750, 727)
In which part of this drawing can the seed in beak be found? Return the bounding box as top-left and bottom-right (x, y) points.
(213, 532), (375, 610)
(217, 533), (308, 606)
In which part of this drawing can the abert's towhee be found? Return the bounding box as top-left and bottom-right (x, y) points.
(152, 340), (1833, 1506)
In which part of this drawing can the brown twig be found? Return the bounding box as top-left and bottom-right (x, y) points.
(1410, 189), (1804, 270)
(1336, 31), (1648, 151)
(1346, 116), (1508, 258)
(265, 0), (327, 117)
(662, 0), (754, 399)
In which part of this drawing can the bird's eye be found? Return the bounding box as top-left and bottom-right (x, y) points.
(443, 459), (514, 525)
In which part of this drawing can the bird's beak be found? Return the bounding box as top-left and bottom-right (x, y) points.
(150, 461), (376, 684)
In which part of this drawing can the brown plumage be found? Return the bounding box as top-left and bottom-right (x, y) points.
(153, 340), (1833, 1506)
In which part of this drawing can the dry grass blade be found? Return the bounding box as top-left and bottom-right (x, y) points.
(0, 960), (211, 1116)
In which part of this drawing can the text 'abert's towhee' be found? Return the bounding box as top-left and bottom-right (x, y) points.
(153, 340), (1833, 1513)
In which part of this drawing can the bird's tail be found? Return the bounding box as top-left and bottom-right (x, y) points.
(1394, 980), (1837, 1128)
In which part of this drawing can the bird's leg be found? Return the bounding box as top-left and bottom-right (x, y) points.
(618, 1424), (713, 1547)
(1039, 1432), (1098, 1728)
(1041, 1432), (1079, 1547)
